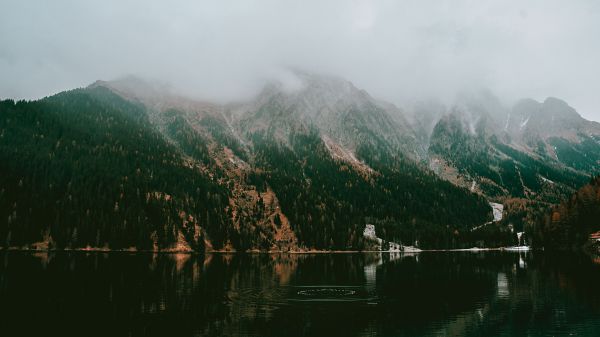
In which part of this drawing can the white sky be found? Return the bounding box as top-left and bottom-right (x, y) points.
(1, 0), (599, 121)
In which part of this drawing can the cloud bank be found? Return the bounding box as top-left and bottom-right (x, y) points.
(1, 0), (600, 121)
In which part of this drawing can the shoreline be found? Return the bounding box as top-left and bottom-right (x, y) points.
(0, 246), (532, 254)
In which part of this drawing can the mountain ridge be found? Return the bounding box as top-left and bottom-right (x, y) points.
(1, 72), (599, 251)
(88, 73), (600, 238)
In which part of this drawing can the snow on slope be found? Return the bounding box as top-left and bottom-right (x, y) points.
(490, 202), (504, 222)
(363, 224), (420, 252)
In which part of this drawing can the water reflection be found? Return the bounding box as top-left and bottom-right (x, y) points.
(0, 251), (599, 336)
(497, 272), (509, 298)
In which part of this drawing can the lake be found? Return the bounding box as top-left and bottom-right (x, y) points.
(1, 251), (600, 336)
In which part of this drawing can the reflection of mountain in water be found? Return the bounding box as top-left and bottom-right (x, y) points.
(1, 251), (600, 336)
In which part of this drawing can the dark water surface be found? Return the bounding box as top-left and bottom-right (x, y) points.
(1, 251), (600, 336)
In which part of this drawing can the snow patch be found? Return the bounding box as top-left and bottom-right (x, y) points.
(504, 113), (510, 131)
(402, 245), (422, 253)
(463, 247), (489, 251)
(503, 246), (530, 251)
(490, 202), (504, 222)
(363, 224), (383, 247)
(363, 224), (378, 240)
(363, 224), (416, 252)
(471, 202), (504, 231)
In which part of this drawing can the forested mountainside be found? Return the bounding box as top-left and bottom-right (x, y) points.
(1, 73), (599, 252)
(529, 176), (600, 251)
(424, 91), (600, 234)
(0, 76), (496, 252)
(0, 87), (230, 251)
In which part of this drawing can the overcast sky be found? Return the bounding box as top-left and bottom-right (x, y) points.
(1, 0), (600, 121)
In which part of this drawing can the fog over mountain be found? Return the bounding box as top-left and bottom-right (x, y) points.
(1, 0), (600, 121)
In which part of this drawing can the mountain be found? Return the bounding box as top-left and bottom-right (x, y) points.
(509, 97), (600, 173)
(1, 73), (598, 252)
(229, 72), (421, 159)
(422, 90), (600, 232)
(0, 74), (500, 252)
(0, 87), (229, 251)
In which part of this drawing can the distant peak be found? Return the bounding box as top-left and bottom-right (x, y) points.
(295, 70), (353, 85)
(514, 98), (540, 106)
(88, 75), (173, 102)
(255, 70), (369, 108)
(542, 97), (581, 119)
(543, 96), (568, 107)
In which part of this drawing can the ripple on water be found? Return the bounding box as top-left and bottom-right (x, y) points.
(291, 286), (376, 303)
(297, 288), (356, 297)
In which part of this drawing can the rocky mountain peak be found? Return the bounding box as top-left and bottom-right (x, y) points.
(233, 71), (419, 157)
(253, 71), (374, 119)
(89, 75), (222, 119)
(89, 75), (172, 101)
(541, 97), (582, 121)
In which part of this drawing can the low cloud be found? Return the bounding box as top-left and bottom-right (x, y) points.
(1, 0), (599, 120)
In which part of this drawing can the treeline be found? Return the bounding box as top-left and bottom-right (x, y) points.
(529, 176), (600, 250)
(0, 87), (231, 250)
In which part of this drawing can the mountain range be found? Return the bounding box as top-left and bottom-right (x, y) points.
(1, 72), (599, 251)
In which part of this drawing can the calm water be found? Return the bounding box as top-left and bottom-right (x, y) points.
(1, 251), (600, 336)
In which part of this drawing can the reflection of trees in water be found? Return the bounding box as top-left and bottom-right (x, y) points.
(0, 252), (599, 336)
(393, 252), (600, 337)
